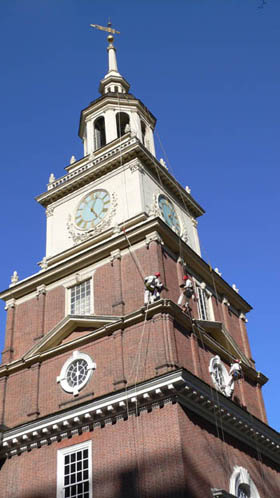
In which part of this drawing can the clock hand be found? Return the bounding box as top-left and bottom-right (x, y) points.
(90, 206), (98, 218)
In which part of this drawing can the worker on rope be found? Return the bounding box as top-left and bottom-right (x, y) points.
(178, 275), (194, 313)
(225, 359), (243, 398)
(144, 272), (163, 305)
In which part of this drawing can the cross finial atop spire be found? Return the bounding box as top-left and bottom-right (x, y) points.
(90, 22), (120, 35)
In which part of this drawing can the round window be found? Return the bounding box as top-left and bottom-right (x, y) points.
(57, 351), (96, 396)
(213, 364), (225, 390)
(209, 355), (231, 396)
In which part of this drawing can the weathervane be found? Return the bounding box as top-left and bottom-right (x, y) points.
(90, 21), (120, 35)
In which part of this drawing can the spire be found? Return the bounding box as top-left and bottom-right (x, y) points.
(105, 34), (121, 78)
(90, 22), (130, 95)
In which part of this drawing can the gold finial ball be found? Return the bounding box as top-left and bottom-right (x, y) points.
(107, 34), (114, 43)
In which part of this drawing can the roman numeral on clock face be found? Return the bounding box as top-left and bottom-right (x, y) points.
(75, 190), (111, 231)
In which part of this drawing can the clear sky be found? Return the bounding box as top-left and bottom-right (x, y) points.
(0, 1), (279, 431)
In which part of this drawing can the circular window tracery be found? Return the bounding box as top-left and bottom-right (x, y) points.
(57, 351), (96, 396)
(66, 358), (89, 388)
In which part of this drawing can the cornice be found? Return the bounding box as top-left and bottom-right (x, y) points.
(78, 92), (157, 138)
(1, 368), (279, 464)
(0, 217), (252, 315)
(35, 136), (204, 220)
(36, 136), (139, 205)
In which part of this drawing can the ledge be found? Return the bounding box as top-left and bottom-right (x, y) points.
(0, 301), (262, 387)
(1, 368), (279, 463)
(36, 136), (204, 219)
(0, 216), (252, 316)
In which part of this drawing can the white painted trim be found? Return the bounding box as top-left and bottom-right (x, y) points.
(195, 281), (214, 321)
(65, 273), (95, 317)
(1, 370), (279, 464)
(229, 466), (261, 498)
(57, 351), (96, 396)
(57, 440), (92, 498)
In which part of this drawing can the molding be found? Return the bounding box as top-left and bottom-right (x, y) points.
(181, 224), (189, 243)
(195, 320), (252, 369)
(229, 466), (261, 498)
(129, 159), (145, 174)
(23, 314), (119, 361)
(147, 193), (161, 218)
(62, 269), (96, 290)
(36, 284), (47, 297)
(0, 300), (266, 386)
(0, 218), (253, 314)
(191, 217), (198, 228)
(239, 312), (248, 323)
(36, 138), (204, 221)
(110, 249), (122, 264)
(222, 296), (230, 307)
(45, 205), (54, 217)
(57, 440), (93, 498)
(145, 231), (164, 248)
(1, 368), (279, 463)
(57, 350), (96, 396)
(4, 298), (16, 310)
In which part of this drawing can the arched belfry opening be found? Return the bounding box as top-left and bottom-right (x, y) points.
(94, 116), (106, 150)
(141, 120), (147, 145)
(116, 112), (130, 138)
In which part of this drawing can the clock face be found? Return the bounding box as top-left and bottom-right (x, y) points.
(75, 189), (110, 230)
(158, 194), (180, 235)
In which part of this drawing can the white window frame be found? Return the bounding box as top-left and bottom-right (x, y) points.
(68, 278), (94, 316)
(57, 350), (96, 396)
(196, 282), (214, 321)
(229, 466), (261, 498)
(57, 440), (92, 498)
(197, 286), (209, 320)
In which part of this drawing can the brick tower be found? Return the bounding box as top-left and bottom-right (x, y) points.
(0, 28), (279, 498)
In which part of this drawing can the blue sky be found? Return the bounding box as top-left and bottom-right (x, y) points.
(0, 1), (279, 431)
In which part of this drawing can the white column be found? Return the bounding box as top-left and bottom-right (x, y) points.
(46, 210), (54, 257)
(83, 129), (88, 156)
(105, 109), (118, 143)
(130, 111), (142, 141)
(147, 126), (156, 156)
(86, 121), (94, 154)
(191, 218), (201, 256)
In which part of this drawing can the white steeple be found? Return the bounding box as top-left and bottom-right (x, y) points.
(78, 25), (156, 158)
(99, 33), (130, 95)
(106, 34), (119, 75)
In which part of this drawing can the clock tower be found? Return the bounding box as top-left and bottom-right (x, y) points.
(0, 29), (279, 498)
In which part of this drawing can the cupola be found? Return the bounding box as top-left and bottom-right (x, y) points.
(78, 32), (156, 158)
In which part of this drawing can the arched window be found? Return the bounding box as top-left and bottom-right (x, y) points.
(141, 120), (146, 144)
(114, 86), (118, 93)
(94, 116), (106, 150)
(238, 484), (250, 498)
(230, 466), (260, 498)
(116, 112), (130, 138)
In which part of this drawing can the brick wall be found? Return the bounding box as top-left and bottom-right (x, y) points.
(0, 403), (278, 498)
(1, 314), (265, 428)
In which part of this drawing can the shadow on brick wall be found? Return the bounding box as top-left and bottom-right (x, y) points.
(2, 446), (210, 498)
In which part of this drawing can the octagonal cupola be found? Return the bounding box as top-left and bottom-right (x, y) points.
(78, 32), (156, 159)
